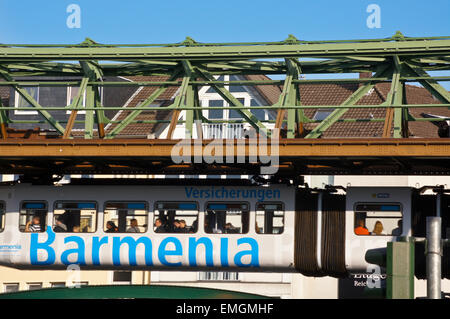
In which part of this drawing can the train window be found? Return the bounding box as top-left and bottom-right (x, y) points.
(205, 202), (249, 234)
(354, 203), (403, 236)
(0, 202), (4, 232)
(154, 202), (199, 233)
(255, 203), (284, 234)
(104, 202), (148, 233)
(54, 202), (97, 233)
(19, 202), (47, 232)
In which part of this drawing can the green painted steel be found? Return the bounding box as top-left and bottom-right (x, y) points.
(0, 32), (449, 139)
(386, 241), (415, 299)
(0, 285), (272, 299)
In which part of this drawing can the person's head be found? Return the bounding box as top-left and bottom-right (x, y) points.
(32, 216), (40, 225)
(373, 221), (383, 234)
(173, 220), (180, 228)
(357, 219), (365, 228)
(397, 220), (402, 228)
(225, 222), (232, 229)
(179, 220), (186, 228)
(130, 219), (138, 227)
(55, 216), (63, 225)
(72, 226), (80, 232)
(106, 221), (116, 230)
(155, 218), (162, 227)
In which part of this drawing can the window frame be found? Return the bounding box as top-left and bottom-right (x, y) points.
(353, 202), (403, 237)
(103, 200), (149, 233)
(255, 201), (285, 235)
(19, 200), (48, 233)
(14, 86), (40, 115)
(204, 201), (250, 235)
(153, 201), (199, 234)
(53, 200), (98, 233)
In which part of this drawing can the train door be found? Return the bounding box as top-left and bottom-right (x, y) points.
(345, 187), (412, 272)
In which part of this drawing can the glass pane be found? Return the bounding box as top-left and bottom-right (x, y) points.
(17, 87), (38, 109)
(229, 98), (245, 119)
(205, 202), (249, 234)
(229, 75), (246, 92)
(250, 98), (266, 120)
(154, 202), (198, 233)
(28, 283), (42, 291)
(20, 202), (47, 233)
(104, 202), (148, 233)
(208, 100), (224, 119)
(354, 203), (403, 236)
(54, 202), (97, 233)
(313, 109), (334, 121)
(256, 203), (284, 234)
(4, 284), (19, 293)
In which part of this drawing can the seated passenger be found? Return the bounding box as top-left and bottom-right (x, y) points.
(392, 220), (403, 236)
(172, 219), (181, 232)
(154, 218), (165, 233)
(72, 226), (80, 233)
(178, 220), (188, 233)
(354, 219), (370, 235)
(105, 221), (118, 233)
(53, 216), (67, 232)
(25, 216), (42, 232)
(371, 220), (385, 235)
(126, 218), (140, 233)
(225, 222), (238, 234)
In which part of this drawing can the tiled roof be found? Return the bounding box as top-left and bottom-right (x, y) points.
(243, 75), (449, 138)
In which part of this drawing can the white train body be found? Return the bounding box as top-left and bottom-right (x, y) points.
(0, 183), (446, 278)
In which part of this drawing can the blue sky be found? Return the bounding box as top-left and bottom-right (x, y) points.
(0, 0), (448, 88)
(0, 0), (448, 44)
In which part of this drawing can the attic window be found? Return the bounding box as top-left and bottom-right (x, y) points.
(313, 109), (334, 121)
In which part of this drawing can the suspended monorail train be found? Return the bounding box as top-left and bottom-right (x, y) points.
(0, 181), (448, 278)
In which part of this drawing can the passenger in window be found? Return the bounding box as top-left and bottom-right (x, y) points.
(225, 223), (238, 234)
(72, 226), (80, 233)
(177, 220), (188, 233)
(53, 216), (67, 232)
(255, 221), (261, 234)
(392, 220), (403, 236)
(25, 216), (42, 232)
(190, 220), (198, 233)
(371, 221), (385, 235)
(106, 221), (118, 233)
(126, 219), (140, 233)
(154, 218), (165, 233)
(172, 219), (181, 232)
(354, 219), (369, 235)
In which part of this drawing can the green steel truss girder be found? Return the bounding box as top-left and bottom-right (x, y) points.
(305, 64), (391, 139)
(63, 76), (89, 139)
(0, 38), (449, 62)
(196, 67), (268, 136)
(0, 68), (66, 134)
(0, 33), (448, 140)
(105, 68), (182, 139)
